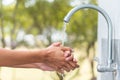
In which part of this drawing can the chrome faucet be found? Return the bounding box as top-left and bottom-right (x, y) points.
(64, 4), (115, 72)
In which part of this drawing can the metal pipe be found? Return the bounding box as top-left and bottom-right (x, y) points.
(64, 4), (114, 72)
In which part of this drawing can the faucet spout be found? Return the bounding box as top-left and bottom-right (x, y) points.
(64, 4), (114, 72)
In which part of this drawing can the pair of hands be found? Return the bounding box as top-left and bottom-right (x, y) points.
(12, 42), (79, 74)
(36, 42), (79, 73)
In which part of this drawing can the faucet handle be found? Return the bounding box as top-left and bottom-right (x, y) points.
(94, 57), (116, 72)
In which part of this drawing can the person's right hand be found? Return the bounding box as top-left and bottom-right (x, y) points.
(41, 42), (79, 73)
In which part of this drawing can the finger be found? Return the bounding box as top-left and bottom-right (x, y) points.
(73, 59), (79, 68)
(65, 55), (73, 61)
(61, 47), (72, 52)
(62, 66), (70, 72)
(62, 62), (74, 72)
(68, 61), (79, 70)
(73, 58), (77, 63)
(64, 51), (71, 57)
(52, 42), (61, 47)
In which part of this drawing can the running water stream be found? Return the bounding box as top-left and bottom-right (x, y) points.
(61, 22), (68, 79)
(61, 22), (67, 46)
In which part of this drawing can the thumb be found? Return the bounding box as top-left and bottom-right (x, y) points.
(52, 42), (61, 47)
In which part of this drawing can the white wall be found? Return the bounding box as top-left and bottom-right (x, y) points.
(98, 0), (120, 80)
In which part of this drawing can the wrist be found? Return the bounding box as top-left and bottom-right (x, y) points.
(32, 49), (47, 63)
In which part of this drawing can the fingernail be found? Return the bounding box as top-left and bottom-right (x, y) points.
(64, 51), (70, 57)
(66, 51), (70, 54)
(64, 53), (68, 57)
(73, 58), (77, 62)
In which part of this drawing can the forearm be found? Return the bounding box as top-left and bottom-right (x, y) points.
(0, 48), (45, 66)
(8, 63), (54, 71)
(8, 63), (38, 69)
